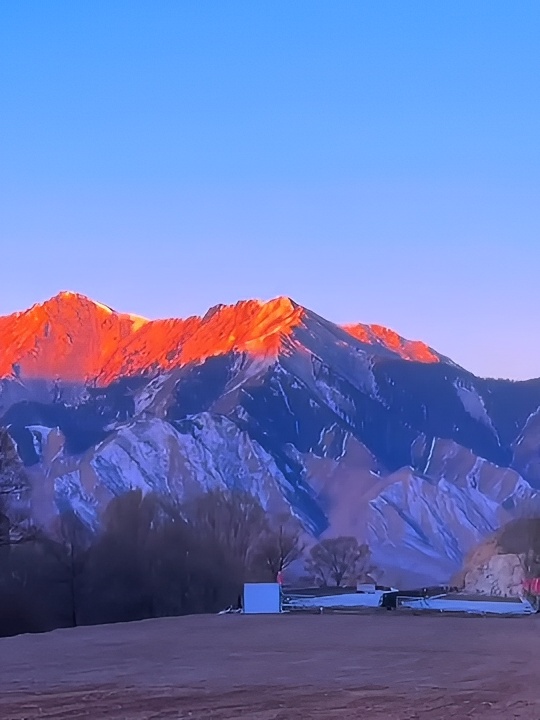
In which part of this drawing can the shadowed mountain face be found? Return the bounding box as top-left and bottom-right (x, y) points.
(1, 292), (540, 586)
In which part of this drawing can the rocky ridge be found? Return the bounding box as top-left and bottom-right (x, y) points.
(1, 292), (540, 586)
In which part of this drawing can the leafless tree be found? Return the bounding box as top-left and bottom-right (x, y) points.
(253, 515), (306, 580)
(0, 514), (8, 548)
(306, 536), (372, 588)
(57, 509), (96, 627)
(0, 524), (74, 637)
(76, 489), (246, 624)
(184, 489), (268, 578)
(0, 492), (9, 548)
(77, 490), (162, 623)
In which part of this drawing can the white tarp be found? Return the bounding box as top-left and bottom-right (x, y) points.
(398, 595), (534, 615)
(286, 591), (386, 609)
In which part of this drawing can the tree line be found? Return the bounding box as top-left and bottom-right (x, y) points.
(0, 488), (373, 637)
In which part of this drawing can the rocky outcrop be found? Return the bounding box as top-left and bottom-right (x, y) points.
(456, 542), (526, 597)
(454, 518), (540, 597)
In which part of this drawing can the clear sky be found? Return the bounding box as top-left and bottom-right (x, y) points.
(1, 1), (539, 380)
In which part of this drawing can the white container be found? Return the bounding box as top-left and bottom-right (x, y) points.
(243, 583), (281, 614)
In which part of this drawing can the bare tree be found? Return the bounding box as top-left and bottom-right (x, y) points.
(254, 515), (306, 580)
(0, 427), (33, 543)
(0, 525), (74, 637)
(78, 490), (162, 624)
(58, 509), (96, 628)
(66, 490), (243, 624)
(0, 490), (9, 548)
(0, 513), (8, 548)
(184, 489), (268, 578)
(306, 536), (372, 588)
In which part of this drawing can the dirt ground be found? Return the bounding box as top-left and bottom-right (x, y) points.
(1, 612), (539, 719)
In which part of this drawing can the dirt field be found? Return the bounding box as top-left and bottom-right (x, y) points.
(1, 612), (539, 719)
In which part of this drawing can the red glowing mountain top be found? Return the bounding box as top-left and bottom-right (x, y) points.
(342, 323), (441, 364)
(0, 292), (146, 382)
(0, 292), (442, 384)
(98, 296), (303, 383)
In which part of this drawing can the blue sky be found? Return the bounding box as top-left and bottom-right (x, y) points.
(1, 1), (539, 379)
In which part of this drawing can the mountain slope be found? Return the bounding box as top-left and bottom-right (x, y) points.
(1, 292), (540, 586)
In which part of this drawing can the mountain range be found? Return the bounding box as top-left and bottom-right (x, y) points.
(2, 291), (540, 587)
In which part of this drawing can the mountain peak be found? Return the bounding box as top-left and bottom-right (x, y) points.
(0, 292), (146, 382)
(0, 292), (447, 384)
(34, 290), (121, 315)
(342, 323), (442, 364)
(56, 290), (87, 299)
(97, 295), (304, 382)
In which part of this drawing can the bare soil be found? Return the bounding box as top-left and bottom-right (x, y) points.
(1, 611), (539, 719)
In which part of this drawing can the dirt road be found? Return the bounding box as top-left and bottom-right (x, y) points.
(1, 612), (539, 719)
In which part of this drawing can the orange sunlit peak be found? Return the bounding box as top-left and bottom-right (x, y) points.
(0, 292), (444, 384)
(247, 295), (300, 319)
(52, 290), (92, 302)
(267, 295), (298, 310)
(40, 292), (149, 323)
(342, 322), (440, 364)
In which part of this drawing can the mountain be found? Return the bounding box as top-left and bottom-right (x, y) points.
(1, 291), (540, 587)
(0, 292), (446, 386)
(0, 291), (146, 383)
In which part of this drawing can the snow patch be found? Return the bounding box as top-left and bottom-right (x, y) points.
(27, 425), (55, 459)
(54, 470), (99, 529)
(453, 380), (498, 438)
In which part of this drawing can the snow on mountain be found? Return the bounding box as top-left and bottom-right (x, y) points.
(2, 292), (540, 586)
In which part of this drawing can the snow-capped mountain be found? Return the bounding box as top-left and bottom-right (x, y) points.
(2, 291), (540, 586)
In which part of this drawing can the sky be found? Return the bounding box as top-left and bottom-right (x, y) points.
(1, 1), (539, 380)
